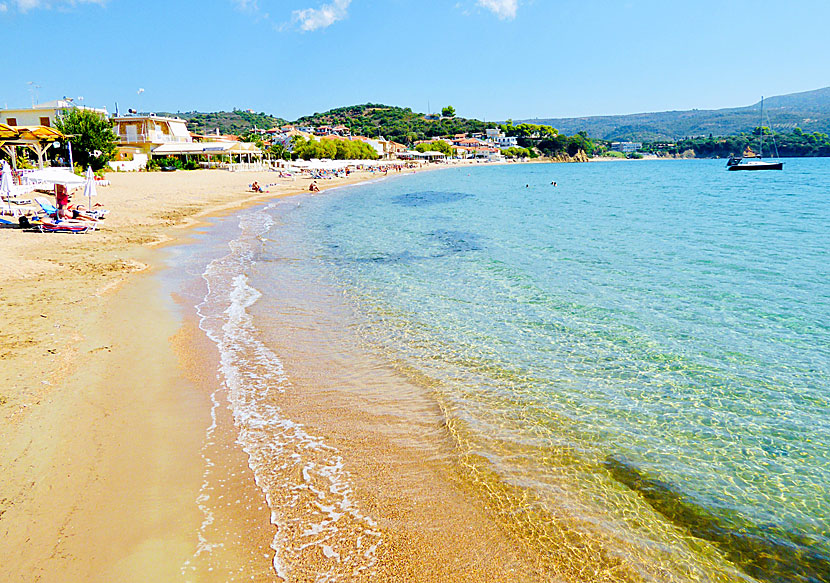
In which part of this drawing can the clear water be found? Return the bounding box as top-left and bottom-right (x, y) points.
(252, 160), (830, 582)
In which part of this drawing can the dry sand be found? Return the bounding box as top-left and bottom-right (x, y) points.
(0, 166), (545, 582)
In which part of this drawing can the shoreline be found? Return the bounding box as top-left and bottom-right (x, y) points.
(0, 167), (399, 581)
(0, 161), (526, 581)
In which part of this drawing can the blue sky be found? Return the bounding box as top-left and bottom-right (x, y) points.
(2, 0), (828, 121)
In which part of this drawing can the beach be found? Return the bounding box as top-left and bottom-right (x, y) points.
(3, 160), (827, 583)
(0, 166), (542, 582)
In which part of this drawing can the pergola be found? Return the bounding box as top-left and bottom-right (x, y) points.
(151, 141), (263, 164)
(0, 124), (65, 170)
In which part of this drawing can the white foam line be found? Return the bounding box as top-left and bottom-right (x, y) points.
(182, 205), (381, 581)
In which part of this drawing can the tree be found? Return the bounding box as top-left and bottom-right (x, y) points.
(415, 140), (453, 156)
(239, 132), (265, 148)
(268, 143), (290, 160)
(441, 106), (456, 118)
(54, 108), (118, 171)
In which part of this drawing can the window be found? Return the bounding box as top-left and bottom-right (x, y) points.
(7, 118), (17, 126)
(40, 117), (51, 127)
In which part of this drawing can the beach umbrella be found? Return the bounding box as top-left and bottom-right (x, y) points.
(82, 166), (97, 210)
(22, 167), (86, 188)
(1, 161), (13, 213)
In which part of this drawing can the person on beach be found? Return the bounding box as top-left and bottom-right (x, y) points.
(251, 181), (262, 193)
(55, 184), (71, 219)
(310, 181), (320, 193)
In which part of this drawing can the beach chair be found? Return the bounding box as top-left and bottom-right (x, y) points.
(34, 197), (58, 216)
(38, 217), (96, 234)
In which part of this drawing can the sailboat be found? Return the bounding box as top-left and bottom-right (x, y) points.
(726, 97), (784, 171)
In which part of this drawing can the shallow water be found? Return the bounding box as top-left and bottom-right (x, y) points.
(172, 159), (830, 582)
(261, 160), (830, 582)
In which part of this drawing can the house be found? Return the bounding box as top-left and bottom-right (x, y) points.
(112, 114), (193, 155)
(350, 136), (406, 160)
(0, 99), (108, 129)
(385, 141), (407, 158)
(111, 113), (261, 169)
(456, 138), (486, 149)
(495, 136), (518, 149)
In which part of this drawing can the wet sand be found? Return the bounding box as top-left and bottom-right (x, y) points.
(0, 165), (547, 582)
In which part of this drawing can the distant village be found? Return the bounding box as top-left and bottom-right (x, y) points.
(0, 99), (535, 172)
(256, 122), (519, 162)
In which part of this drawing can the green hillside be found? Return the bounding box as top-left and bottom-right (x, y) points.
(520, 87), (830, 141)
(154, 110), (287, 135)
(295, 104), (494, 144)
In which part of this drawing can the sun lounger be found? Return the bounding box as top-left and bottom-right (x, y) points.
(34, 197), (58, 216)
(38, 218), (96, 234)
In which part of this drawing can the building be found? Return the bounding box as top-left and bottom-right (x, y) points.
(0, 99), (108, 129)
(110, 113), (262, 170)
(112, 114), (193, 154)
(495, 135), (518, 149)
(610, 141), (642, 154)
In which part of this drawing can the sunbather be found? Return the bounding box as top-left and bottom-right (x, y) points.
(55, 184), (71, 219)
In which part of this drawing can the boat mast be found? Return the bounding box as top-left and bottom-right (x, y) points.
(759, 96), (764, 159)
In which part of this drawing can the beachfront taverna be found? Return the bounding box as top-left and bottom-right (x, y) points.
(111, 114), (263, 170)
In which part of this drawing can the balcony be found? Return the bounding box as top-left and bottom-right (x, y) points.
(116, 133), (191, 144)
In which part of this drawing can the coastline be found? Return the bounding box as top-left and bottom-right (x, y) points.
(0, 163), (537, 581)
(0, 167), (397, 581)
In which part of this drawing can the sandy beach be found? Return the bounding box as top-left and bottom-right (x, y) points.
(0, 165), (544, 582)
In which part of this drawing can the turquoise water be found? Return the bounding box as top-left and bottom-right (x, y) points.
(235, 159), (829, 581)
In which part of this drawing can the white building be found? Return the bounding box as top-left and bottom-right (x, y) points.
(611, 141), (642, 154)
(0, 99), (108, 128)
(112, 114), (193, 152)
(495, 135), (518, 148)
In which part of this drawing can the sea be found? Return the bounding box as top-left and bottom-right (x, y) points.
(168, 159), (830, 582)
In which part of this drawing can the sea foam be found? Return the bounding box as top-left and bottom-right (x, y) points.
(185, 204), (380, 581)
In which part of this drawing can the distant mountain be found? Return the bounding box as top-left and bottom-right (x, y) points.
(519, 87), (830, 141)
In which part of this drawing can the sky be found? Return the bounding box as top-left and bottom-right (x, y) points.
(2, 0), (829, 122)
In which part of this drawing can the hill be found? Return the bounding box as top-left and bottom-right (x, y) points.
(295, 104), (494, 144)
(154, 110), (287, 135)
(519, 87), (830, 141)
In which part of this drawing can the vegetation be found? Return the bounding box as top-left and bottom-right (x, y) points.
(294, 104), (493, 145)
(501, 146), (537, 159)
(518, 86), (830, 142)
(54, 108), (118, 171)
(155, 109), (287, 136)
(268, 143), (291, 161)
(601, 150), (626, 158)
(497, 123), (594, 157)
(291, 136), (379, 160)
(238, 131), (265, 148)
(159, 103), (598, 160)
(643, 127), (830, 158)
(415, 140), (453, 156)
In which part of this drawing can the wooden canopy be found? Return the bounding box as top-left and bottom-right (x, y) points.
(0, 125), (66, 170)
